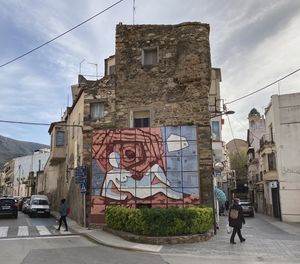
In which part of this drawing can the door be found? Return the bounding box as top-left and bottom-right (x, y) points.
(271, 186), (280, 218)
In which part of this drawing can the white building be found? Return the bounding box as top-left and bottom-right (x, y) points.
(259, 93), (300, 222)
(12, 149), (50, 197)
(247, 108), (265, 213)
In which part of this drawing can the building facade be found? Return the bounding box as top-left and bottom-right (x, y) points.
(259, 93), (300, 222)
(1, 149), (50, 197)
(246, 108), (265, 213)
(45, 22), (214, 225)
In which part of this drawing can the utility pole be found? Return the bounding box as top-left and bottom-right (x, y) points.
(18, 165), (21, 196)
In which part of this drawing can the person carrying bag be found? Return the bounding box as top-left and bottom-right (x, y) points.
(228, 198), (246, 244)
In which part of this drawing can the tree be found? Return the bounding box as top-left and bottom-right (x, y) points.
(229, 149), (247, 185)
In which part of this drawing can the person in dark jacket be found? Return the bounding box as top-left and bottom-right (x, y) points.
(228, 198), (246, 244)
(57, 198), (68, 231)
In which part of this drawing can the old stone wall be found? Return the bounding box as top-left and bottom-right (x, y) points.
(114, 22), (213, 205)
(82, 76), (116, 225)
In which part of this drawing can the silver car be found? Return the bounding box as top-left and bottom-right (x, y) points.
(240, 200), (255, 217)
(28, 195), (50, 217)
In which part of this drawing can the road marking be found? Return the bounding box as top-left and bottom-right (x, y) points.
(0, 235), (80, 241)
(0, 227), (8, 238)
(36, 225), (51, 236)
(17, 226), (29, 237)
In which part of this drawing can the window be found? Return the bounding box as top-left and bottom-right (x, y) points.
(142, 47), (158, 66)
(268, 152), (276, 171)
(211, 121), (220, 141)
(56, 131), (64, 147)
(109, 65), (115, 75)
(90, 102), (104, 120)
(132, 110), (150, 128)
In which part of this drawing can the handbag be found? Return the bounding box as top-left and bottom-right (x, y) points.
(227, 223), (232, 234)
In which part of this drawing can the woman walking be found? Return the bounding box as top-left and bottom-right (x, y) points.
(57, 198), (68, 231)
(228, 198), (246, 244)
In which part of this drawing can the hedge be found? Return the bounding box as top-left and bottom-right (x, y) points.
(105, 206), (213, 236)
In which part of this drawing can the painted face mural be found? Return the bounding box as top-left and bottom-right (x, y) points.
(91, 126), (200, 217)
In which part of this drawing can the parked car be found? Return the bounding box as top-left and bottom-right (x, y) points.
(0, 197), (18, 218)
(28, 195), (50, 217)
(22, 198), (31, 214)
(240, 200), (255, 217)
(18, 196), (31, 211)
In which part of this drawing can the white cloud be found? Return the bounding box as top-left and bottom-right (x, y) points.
(0, 0), (300, 144)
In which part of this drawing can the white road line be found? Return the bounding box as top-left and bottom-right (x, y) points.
(0, 235), (80, 241)
(0, 226), (8, 238)
(36, 225), (51, 236)
(17, 226), (29, 237)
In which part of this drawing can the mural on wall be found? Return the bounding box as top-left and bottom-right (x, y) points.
(91, 126), (199, 216)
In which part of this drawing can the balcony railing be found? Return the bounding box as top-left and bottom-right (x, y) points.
(260, 134), (274, 148)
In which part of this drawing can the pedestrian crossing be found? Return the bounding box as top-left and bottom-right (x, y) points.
(0, 225), (72, 239)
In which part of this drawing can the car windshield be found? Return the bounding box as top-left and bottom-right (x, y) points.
(32, 199), (49, 205)
(0, 199), (15, 205)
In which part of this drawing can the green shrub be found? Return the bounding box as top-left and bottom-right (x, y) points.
(105, 206), (213, 236)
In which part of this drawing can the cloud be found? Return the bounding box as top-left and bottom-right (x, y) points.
(0, 0), (300, 144)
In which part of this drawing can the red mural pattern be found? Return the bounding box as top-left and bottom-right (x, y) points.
(92, 128), (166, 180)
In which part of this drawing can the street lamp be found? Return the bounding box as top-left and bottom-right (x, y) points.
(210, 110), (235, 118)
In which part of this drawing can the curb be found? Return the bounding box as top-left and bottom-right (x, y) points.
(104, 226), (214, 245)
(81, 231), (162, 253)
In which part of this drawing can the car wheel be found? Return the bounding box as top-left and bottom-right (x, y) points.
(14, 214), (18, 219)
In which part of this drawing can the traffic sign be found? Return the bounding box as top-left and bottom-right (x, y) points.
(80, 182), (87, 194)
(75, 165), (87, 184)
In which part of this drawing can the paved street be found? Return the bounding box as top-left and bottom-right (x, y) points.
(161, 213), (300, 263)
(0, 211), (73, 239)
(1, 211), (300, 263)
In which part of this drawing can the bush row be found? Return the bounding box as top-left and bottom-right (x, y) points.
(105, 206), (213, 236)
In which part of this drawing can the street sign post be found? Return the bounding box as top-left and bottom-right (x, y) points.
(75, 165), (88, 228)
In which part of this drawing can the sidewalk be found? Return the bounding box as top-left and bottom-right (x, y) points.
(51, 211), (162, 253)
(52, 211), (300, 257)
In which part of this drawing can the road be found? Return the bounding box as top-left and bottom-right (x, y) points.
(1, 212), (300, 264)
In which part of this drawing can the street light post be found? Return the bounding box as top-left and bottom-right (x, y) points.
(210, 108), (235, 234)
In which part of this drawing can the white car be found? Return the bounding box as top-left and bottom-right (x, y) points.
(28, 195), (50, 217)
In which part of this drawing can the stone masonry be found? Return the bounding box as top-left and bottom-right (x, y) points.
(114, 22), (213, 205)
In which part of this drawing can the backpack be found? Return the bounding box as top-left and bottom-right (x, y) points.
(230, 208), (239, 219)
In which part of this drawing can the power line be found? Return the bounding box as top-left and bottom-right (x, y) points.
(226, 115), (243, 161)
(0, 119), (83, 128)
(0, 0), (125, 68)
(0, 119), (50, 126)
(226, 68), (300, 105)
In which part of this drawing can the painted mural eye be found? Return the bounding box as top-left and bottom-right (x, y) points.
(125, 149), (136, 159)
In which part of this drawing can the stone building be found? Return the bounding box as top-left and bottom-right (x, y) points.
(45, 22), (213, 225)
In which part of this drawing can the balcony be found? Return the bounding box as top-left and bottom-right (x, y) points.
(260, 134), (274, 149)
(4, 176), (13, 184)
(49, 147), (66, 165)
(263, 170), (278, 181)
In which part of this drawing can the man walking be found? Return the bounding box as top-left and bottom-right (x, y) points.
(57, 198), (68, 231)
(228, 198), (246, 244)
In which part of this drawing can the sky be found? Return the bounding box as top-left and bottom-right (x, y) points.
(0, 0), (300, 145)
